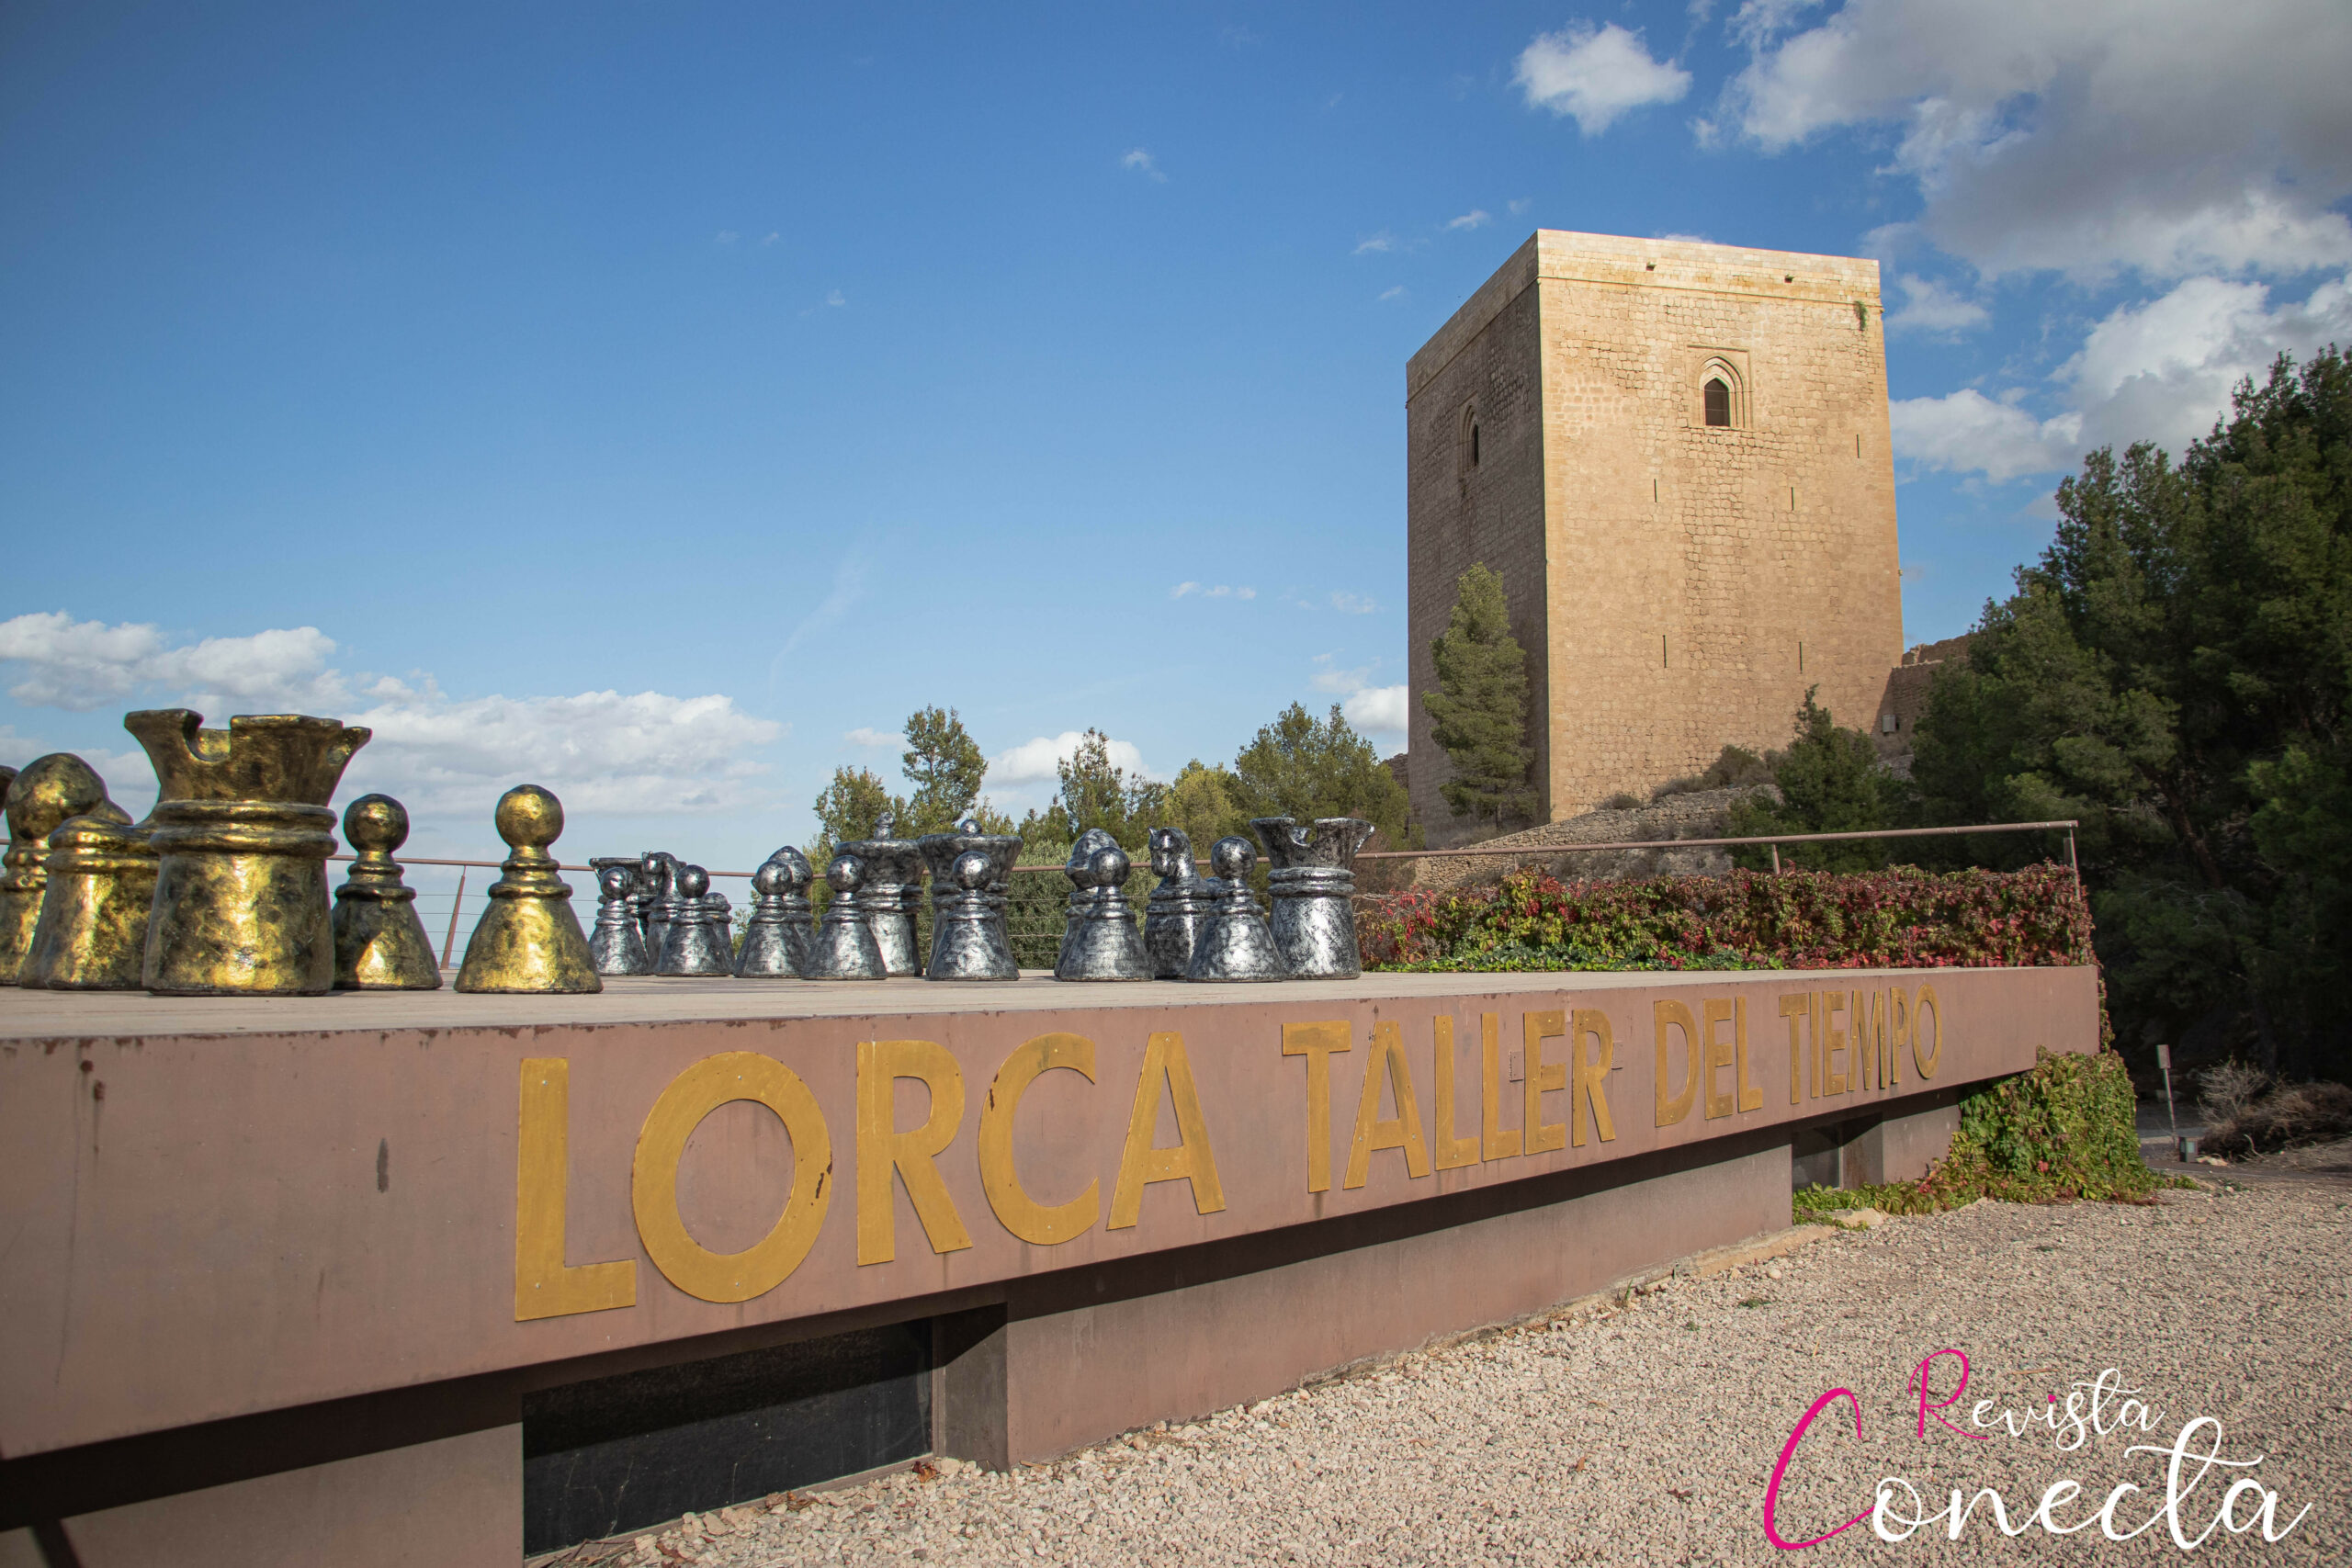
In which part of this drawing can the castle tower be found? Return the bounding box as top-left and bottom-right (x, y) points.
(1406, 231), (1903, 843)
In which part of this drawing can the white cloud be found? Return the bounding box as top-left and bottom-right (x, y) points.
(1354, 231), (1396, 254)
(1378, 286), (1407, 301)
(1121, 148), (1167, 182)
(1446, 209), (1491, 231)
(987, 731), (1154, 788)
(1516, 22), (1692, 135)
(342, 687), (782, 817)
(1311, 660), (1371, 694)
(824, 288), (847, 308)
(1329, 592), (1379, 615)
(1892, 270), (2352, 481)
(0, 614), (350, 712)
(1885, 273), (1989, 336)
(1343, 685), (1410, 741)
(1508, 197), (1532, 216)
(843, 727), (900, 748)
(771, 557), (865, 676)
(1718, 0), (2352, 280)
(1170, 582), (1256, 601)
(760, 231), (781, 246)
(0, 614), (784, 818)
(715, 231), (739, 245)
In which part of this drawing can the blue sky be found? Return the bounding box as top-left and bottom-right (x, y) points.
(4, 0), (2348, 887)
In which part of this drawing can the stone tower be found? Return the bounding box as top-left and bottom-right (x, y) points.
(1406, 231), (1903, 844)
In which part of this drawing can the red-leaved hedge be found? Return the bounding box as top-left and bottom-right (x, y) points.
(1358, 863), (2094, 975)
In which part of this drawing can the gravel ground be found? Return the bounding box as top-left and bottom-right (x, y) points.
(586, 1181), (2349, 1566)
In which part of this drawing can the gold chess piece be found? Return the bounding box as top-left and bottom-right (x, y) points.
(453, 784), (601, 995)
(1, 753), (129, 985)
(21, 814), (157, 991)
(126, 709), (370, 997)
(332, 794), (444, 990)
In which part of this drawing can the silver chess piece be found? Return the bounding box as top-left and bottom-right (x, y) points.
(839, 823), (923, 976)
(916, 818), (1021, 981)
(928, 849), (1019, 980)
(805, 852), (887, 980)
(734, 849), (815, 978)
(1055, 833), (1149, 981)
(1143, 826), (1210, 979)
(639, 851), (682, 960)
(1184, 835), (1290, 982)
(1253, 816), (1374, 980)
(655, 863), (733, 976)
(704, 889), (733, 958)
(589, 863), (651, 976)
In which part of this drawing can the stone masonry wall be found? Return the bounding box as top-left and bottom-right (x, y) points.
(1408, 231), (1904, 845)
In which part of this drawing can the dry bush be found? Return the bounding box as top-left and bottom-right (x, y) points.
(2204, 1078), (2352, 1157)
(2194, 1061), (2274, 1124)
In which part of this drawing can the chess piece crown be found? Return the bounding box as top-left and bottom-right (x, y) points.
(453, 784), (601, 994)
(331, 794), (443, 990)
(126, 709), (369, 997)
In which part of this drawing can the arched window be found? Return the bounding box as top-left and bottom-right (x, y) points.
(1471, 419), (1481, 466)
(1457, 402), (1481, 475)
(1703, 378), (1731, 427)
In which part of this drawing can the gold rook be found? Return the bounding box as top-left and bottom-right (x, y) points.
(126, 709), (370, 997)
(1, 754), (128, 985)
(454, 784), (601, 995)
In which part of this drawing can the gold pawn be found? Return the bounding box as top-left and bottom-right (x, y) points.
(0, 754), (129, 985)
(454, 784), (602, 994)
(332, 794), (444, 990)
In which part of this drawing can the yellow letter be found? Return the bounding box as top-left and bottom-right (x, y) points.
(1479, 1012), (1521, 1160)
(516, 1057), (636, 1322)
(1735, 996), (1763, 1112)
(1653, 1000), (1699, 1126)
(1110, 1032), (1227, 1228)
(978, 1032), (1100, 1245)
(1781, 993), (1809, 1105)
(1523, 1010), (1568, 1155)
(632, 1052), (831, 1304)
(856, 1039), (971, 1266)
(1888, 987), (1909, 1087)
(1823, 992), (1848, 1094)
(1282, 1021), (1352, 1193)
(1431, 1016), (1481, 1170)
(1569, 1009), (1618, 1146)
(1344, 1021), (1433, 1189)
(1913, 985), (1942, 1078)
(1702, 998), (1736, 1120)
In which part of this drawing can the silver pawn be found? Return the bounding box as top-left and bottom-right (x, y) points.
(1184, 836), (1290, 982)
(1057, 839), (1150, 981)
(704, 889), (734, 958)
(805, 852), (887, 980)
(589, 863), (650, 976)
(1143, 826), (1210, 979)
(639, 851), (681, 960)
(655, 863), (733, 976)
(928, 849), (1019, 980)
(734, 849), (815, 978)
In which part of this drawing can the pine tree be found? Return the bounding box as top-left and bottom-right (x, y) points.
(899, 705), (989, 834)
(1422, 563), (1537, 829)
(1230, 703), (1412, 844)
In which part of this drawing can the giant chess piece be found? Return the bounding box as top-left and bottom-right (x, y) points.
(127, 711), (368, 996)
(655, 864), (733, 976)
(1056, 835), (1149, 981)
(640, 852), (684, 961)
(3, 753), (130, 985)
(588, 863), (651, 976)
(805, 852), (887, 980)
(928, 849), (1019, 980)
(1184, 835), (1290, 982)
(734, 849), (816, 977)
(704, 889), (734, 958)
(916, 818), (1022, 981)
(330, 794), (443, 989)
(1254, 816), (1375, 981)
(840, 825), (922, 976)
(1054, 829), (1118, 975)
(452, 784), (601, 994)
(1143, 826), (1210, 979)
